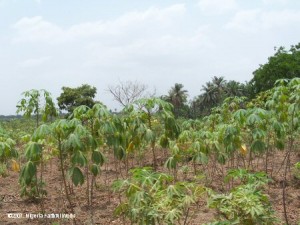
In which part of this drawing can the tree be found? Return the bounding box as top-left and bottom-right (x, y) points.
(203, 76), (226, 105)
(190, 77), (252, 118)
(250, 43), (300, 94)
(57, 84), (97, 114)
(164, 83), (188, 118)
(200, 81), (218, 106)
(194, 76), (226, 116)
(108, 80), (152, 107)
(225, 80), (251, 98)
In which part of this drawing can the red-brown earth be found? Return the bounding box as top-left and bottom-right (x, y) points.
(0, 149), (299, 225)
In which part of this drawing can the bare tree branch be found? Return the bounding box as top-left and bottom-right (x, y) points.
(108, 80), (153, 107)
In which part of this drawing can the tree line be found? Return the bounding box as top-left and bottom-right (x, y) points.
(50, 43), (300, 119)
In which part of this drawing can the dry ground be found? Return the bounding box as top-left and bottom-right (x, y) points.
(0, 149), (299, 225)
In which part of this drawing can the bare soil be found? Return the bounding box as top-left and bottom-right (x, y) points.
(0, 149), (299, 225)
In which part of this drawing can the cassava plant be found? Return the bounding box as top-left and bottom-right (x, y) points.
(265, 78), (300, 224)
(293, 162), (300, 180)
(17, 89), (58, 212)
(19, 124), (52, 202)
(71, 104), (109, 223)
(16, 89), (58, 128)
(207, 169), (277, 225)
(125, 97), (180, 169)
(112, 167), (204, 225)
(0, 130), (18, 177)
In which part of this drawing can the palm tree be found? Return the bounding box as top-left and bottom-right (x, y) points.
(200, 81), (218, 106)
(203, 76), (226, 104)
(225, 80), (244, 97)
(212, 76), (226, 97)
(212, 76), (225, 85)
(167, 83), (188, 117)
(193, 76), (227, 117)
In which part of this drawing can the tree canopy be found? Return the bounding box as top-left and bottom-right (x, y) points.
(163, 83), (188, 118)
(57, 84), (97, 114)
(250, 43), (300, 94)
(189, 77), (250, 118)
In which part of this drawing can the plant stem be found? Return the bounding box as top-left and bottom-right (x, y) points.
(58, 137), (77, 225)
(86, 164), (90, 207)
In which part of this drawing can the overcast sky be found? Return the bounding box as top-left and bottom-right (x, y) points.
(1, 0), (299, 115)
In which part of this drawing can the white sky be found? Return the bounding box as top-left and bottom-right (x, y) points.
(1, 0), (300, 115)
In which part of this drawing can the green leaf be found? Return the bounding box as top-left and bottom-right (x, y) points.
(114, 146), (125, 160)
(272, 120), (285, 138)
(74, 124), (89, 136)
(71, 150), (87, 166)
(165, 156), (177, 169)
(252, 128), (266, 139)
(217, 152), (227, 165)
(90, 164), (100, 176)
(73, 105), (90, 119)
(275, 139), (285, 150)
(66, 133), (82, 150)
(25, 142), (42, 161)
(32, 124), (51, 141)
(93, 118), (101, 131)
(0, 142), (10, 157)
(165, 208), (181, 223)
(246, 114), (261, 125)
(233, 109), (247, 123)
(5, 138), (16, 146)
(159, 135), (169, 148)
(20, 161), (37, 185)
(92, 150), (105, 166)
(250, 140), (265, 153)
(52, 119), (71, 138)
(69, 167), (84, 186)
(92, 103), (110, 118)
(192, 151), (208, 164)
(145, 129), (155, 142)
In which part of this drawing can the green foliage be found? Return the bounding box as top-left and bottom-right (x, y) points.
(0, 163), (8, 177)
(25, 142), (42, 162)
(0, 128), (18, 177)
(163, 83), (189, 118)
(68, 166), (84, 186)
(57, 84), (97, 114)
(224, 169), (270, 187)
(20, 161), (37, 185)
(207, 170), (277, 225)
(0, 118), (36, 142)
(251, 43), (300, 94)
(293, 162), (300, 180)
(190, 77), (250, 118)
(19, 140), (47, 199)
(16, 89), (58, 127)
(92, 150), (105, 166)
(9, 78), (300, 223)
(0, 136), (17, 163)
(123, 97), (180, 166)
(19, 160), (47, 198)
(112, 167), (204, 224)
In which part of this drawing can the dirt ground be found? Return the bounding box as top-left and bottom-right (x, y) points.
(0, 149), (299, 225)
